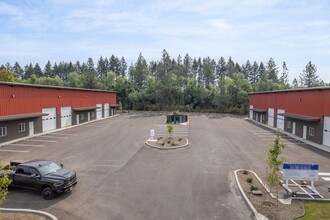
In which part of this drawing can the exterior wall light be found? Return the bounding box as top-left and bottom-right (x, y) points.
(11, 94), (15, 98)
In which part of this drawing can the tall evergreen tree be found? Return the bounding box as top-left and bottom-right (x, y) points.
(197, 57), (204, 87)
(259, 62), (266, 78)
(249, 61), (259, 85)
(183, 53), (192, 78)
(83, 58), (99, 89)
(244, 60), (252, 81)
(34, 63), (43, 77)
(12, 62), (24, 79)
(226, 56), (235, 78)
(131, 53), (150, 89)
(44, 60), (53, 77)
(266, 58), (278, 82)
(202, 57), (216, 89)
(299, 61), (319, 87)
(216, 57), (226, 80)
(280, 62), (289, 84)
(120, 57), (127, 78)
(24, 63), (34, 79)
(109, 55), (121, 76)
(97, 56), (107, 78)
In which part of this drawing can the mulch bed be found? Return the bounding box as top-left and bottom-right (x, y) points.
(0, 211), (49, 220)
(237, 170), (304, 220)
(147, 136), (188, 149)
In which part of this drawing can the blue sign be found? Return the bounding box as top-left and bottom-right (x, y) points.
(283, 164), (319, 170)
(282, 163), (319, 181)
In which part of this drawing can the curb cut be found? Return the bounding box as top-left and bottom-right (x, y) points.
(0, 208), (57, 220)
(234, 169), (268, 220)
(145, 138), (189, 150)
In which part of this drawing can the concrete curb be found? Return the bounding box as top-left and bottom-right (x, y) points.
(0, 114), (119, 148)
(234, 169), (268, 220)
(0, 207), (57, 220)
(146, 138), (189, 150)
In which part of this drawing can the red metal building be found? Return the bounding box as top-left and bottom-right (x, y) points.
(248, 87), (330, 149)
(0, 82), (117, 143)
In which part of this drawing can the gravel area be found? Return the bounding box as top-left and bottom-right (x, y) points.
(0, 211), (49, 220)
(237, 170), (304, 220)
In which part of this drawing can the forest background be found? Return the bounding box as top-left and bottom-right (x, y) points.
(0, 49), (324, 114)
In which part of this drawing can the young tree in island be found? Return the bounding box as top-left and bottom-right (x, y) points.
(299, 61), (319, 87)
(0, 161), (12, 204)
(267, 130), (285, 205)
(167, 123), (174, 137)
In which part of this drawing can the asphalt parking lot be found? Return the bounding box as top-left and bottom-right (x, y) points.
(1, 112), (329, 220)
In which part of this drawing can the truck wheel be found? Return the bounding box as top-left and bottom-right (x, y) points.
(42, 187), (54, 200)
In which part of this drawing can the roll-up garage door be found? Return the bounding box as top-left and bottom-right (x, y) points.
(96, 104), (102, 119)
(104, 103), (109, 117)
(268, 108), (274, 127)
(61, 106), (72, 128)
(276, 109), (285, 130)
(249, 105), (253, 119)
(42, 108), (57, 132)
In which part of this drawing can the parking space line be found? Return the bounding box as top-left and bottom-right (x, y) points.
(41, 136), (68, 139)
(319, 172), (330, 176)
(322, 177), (330, 181)
(27, 139), (58, 143)
(9, 143), (46, 148)
(50, 133), (78, 136)
(91, 164), (122, 167)
(0, 149), (29, 153)
(86, 125), (106, 128)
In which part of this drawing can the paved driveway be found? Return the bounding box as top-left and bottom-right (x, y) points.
(1, 113), (329, 219)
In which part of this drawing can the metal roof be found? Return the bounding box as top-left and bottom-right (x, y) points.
(0, 81), (117, 93)
(252, 108), (268, 113)
(278, 113), (320, 122)
(73, 106), (100, 111)
(0, 112), (48, 122)
(248, 86), (330, 95)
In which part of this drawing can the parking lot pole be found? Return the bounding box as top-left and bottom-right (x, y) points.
(286, 179), (289, 189)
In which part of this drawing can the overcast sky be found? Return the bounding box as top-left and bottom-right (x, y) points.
(1, 0), (329, 82)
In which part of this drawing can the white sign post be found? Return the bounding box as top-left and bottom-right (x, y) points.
(150, 129), (155, 141)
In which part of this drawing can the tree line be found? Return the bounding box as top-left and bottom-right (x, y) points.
(0, 49), (325, 114)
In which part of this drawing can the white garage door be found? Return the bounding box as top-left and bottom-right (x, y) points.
(61, 106), (72, 128)
(42, 108), (57, 132)
(96, 104), (102, 119)
(104, 103), (110, 117)
(276, 109), (285, 130)
(323, 116), (330, 147)
(268, 108), (274, 127)
(249, 105), (253, 119)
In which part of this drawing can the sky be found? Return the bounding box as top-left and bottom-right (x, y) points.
(0, 0), (330, 82)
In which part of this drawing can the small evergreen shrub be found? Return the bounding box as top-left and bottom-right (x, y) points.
(246, 177), (253, 183)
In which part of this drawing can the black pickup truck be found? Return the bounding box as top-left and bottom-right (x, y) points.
(1, 160), (77, 200)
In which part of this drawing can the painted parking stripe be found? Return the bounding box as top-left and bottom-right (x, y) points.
(322, 177), (330, 181)
(41, 136), (68, 139)
(319, 172), (330, 176)
(9, 144), (46, 148)
(86, 125), (106, 128)
(0, 149), (29, 153)
(27, 139), (58, 143)
(50, 133), (78, 136)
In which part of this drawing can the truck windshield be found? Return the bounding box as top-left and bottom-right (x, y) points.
(37, 162), (61, 176)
